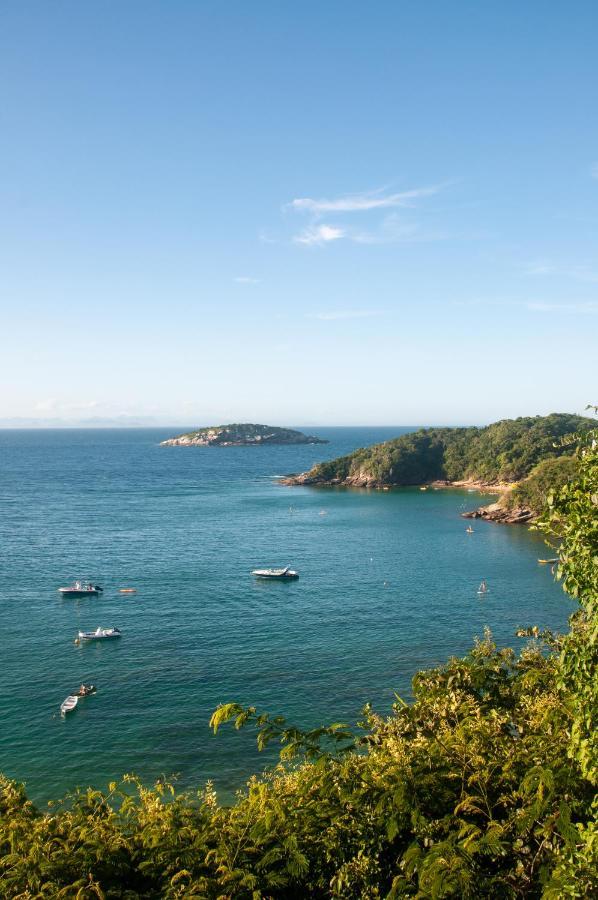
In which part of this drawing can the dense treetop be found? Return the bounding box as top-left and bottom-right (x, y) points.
(290, 413), (595, 487)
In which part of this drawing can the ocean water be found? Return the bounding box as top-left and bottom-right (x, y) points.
(0, 427), (572, 805)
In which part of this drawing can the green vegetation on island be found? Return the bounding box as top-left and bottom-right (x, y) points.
(286, 414), (593, 488)
(0, 418), (596, 897)
(161, 423), (328, 446)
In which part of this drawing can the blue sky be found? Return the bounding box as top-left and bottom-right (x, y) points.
(0, 1), (596, 425)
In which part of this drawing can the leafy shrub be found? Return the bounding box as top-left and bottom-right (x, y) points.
(505, 456), (578, 512)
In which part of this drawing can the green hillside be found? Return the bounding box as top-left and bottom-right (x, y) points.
(290, 413), (594, 487)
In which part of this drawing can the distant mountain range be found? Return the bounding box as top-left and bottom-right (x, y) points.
(0, 416), (178, 428)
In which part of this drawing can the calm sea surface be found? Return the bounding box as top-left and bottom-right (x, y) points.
(0, 427), (572, 804)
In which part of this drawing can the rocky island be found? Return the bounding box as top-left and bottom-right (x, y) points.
(283, 413), (594, 524)
(161, 423), (328, 447)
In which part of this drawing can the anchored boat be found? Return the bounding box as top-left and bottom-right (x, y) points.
(60, 695), (78, 716)
(77, 627), (121, 642)
(58, 580), (103, 598)
(251, 566), (299, 579)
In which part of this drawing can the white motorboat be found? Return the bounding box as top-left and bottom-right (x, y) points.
(251, 566), (299, 579)
(60, 695), (78, 715)
(77, 627), (122, 641)
(59, 580), (103, 597)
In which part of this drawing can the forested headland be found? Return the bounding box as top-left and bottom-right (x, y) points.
(284, 413), (596, 523)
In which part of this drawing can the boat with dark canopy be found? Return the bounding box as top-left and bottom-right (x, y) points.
(58, 580), (103, 598)
(251, 566), (299, 579)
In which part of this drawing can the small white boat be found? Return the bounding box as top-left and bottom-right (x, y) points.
(477, 580), (489, 594)
(466, 526), (474, 534)
(251, 566), (299, 579)
(58, 580), (103, 597)
(60, 695), (78, 716)
(77, 627), (122, 641)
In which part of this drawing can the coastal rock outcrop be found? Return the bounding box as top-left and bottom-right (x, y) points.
(161, 423), (328, 447)
(461, 502), (535, 525)
(282, 469), (383, 487)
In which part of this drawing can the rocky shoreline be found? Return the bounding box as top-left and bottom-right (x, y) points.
(282, 472), (536, 525)
(281, 473), (510, 493)
(461, 501), (535, 525)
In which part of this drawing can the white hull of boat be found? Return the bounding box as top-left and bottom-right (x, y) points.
(60, 695), (78, 715)
(59, 581), (103, 597)
(252, 567), (299, 579)
(78, 628), (121, 641)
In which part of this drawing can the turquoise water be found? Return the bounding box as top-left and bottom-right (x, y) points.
(0, 427), (572, 805)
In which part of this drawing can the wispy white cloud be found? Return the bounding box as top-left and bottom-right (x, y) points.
(288, 182), (454, 247)
(525, 259), (598, 283)
(569, 266), (598, 284)
(234, 276), (260, 284)
(527, 301), (598, 314)
(307, 310), (381, 321)
(294, 216), (452, 247)
(453, 297), (598, 316)
(351, 214), (454, 245)
(294, 224), (345, 246)
(289, 184), (444, 215)
(525, 259), (556, 276)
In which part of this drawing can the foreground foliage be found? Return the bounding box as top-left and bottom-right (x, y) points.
(1, 420), (596, 898)
(505, 456), (578, 512)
